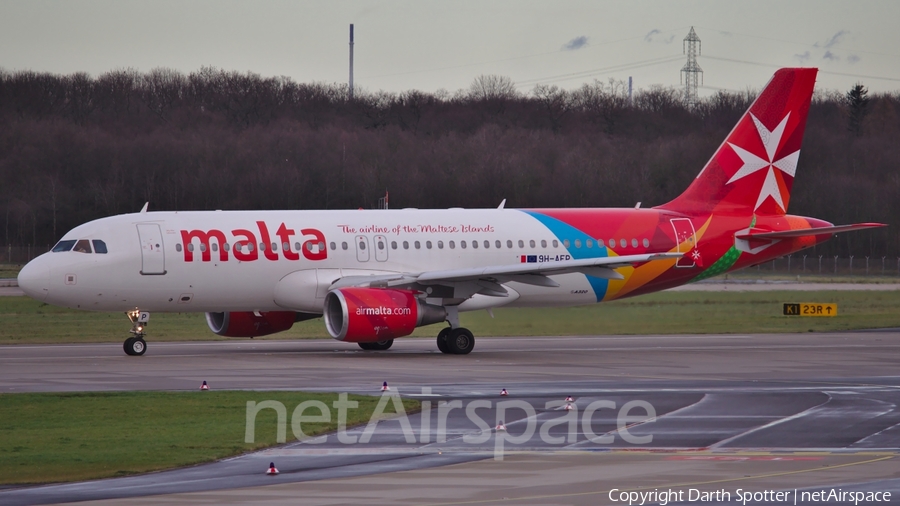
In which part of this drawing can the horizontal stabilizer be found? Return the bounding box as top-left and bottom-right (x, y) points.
(735, 223), (886, 240)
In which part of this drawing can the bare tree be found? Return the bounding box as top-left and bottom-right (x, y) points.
(468, 75), (517, 101)
(532, 84), (573, 133)
(0, 67), (898, 256)
(140, 67), (185, 123)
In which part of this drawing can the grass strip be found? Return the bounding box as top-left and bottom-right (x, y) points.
(0, 391), (419, 485)
(0, 264), (23, 278)
(2, 290), (900, 345)
(439, 290), (900, 336)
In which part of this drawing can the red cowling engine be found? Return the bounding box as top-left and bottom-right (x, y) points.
(323, 288), (446, 342)
(205, 311), (297, 337)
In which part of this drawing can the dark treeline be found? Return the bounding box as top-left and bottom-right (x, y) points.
(1, 68), (897, 257)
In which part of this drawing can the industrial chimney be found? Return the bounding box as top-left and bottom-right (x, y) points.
(349, 24), (354, 99)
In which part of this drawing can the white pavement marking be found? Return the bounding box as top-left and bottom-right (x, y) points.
(708, 393), (833, 449)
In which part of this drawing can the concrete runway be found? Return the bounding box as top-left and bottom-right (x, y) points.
(2, 333), (900, 505)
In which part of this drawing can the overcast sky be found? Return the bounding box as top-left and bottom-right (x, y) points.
(1, 0), (899, 97)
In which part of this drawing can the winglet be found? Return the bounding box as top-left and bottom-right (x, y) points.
(140, 202), (149, 213)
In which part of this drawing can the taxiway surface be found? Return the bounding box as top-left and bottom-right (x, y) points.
(2, 332), (900, 393)
(1, 333), (900, 505)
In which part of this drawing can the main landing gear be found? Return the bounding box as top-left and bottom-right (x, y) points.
(437, 327), (475, 355)
(123, 308), (149, 356)
(358, 340), (394, 351)
(436, 307), (475, 355)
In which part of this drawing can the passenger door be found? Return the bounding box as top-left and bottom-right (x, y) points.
(136, 223), (166, 275)
(670, 218), (696, 268)
(355, 235), (370, 262)
(373, 235), (388, 262)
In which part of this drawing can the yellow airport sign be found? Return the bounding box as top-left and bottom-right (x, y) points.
(783, 303), (838, 317)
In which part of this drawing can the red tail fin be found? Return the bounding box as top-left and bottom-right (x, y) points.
(658, 68), (818, 217)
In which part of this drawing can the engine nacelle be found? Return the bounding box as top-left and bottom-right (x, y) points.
(205, 311), (297, 337)
(323, 288), (447, 342)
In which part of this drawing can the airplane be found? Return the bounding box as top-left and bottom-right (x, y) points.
(16, 67), (885, 356)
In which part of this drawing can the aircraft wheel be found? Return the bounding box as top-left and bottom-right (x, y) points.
(124, 337), (147, 356)
(359, 340), (393, 351)
(368, 339), (393, 351)
(436, 328), (451, 354)
(445, 328), (475, 355)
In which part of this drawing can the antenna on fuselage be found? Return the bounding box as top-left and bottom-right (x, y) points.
(140, 202), (149, 213)
(497, 199), (506, 209)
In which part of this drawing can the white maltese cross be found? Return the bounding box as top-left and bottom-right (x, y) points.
(726, 112), (800, 212)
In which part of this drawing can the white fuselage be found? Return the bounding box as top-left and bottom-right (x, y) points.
(21, 208), (655, 313)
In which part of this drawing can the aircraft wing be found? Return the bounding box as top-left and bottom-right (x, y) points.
(330, 252), (682, 292)
(735, 223), (886, 240)
(415, 252), (682, 285)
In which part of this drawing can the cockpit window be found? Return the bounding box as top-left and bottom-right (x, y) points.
(92, 240), (108, 254)
(73, 239), (93, 253)
(52, 240), (76, 252)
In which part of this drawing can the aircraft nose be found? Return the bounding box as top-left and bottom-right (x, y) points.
(18, 259), (50, 301)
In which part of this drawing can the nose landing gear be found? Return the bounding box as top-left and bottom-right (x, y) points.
(124, 308), (149, 356)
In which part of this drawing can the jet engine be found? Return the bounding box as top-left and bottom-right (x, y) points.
(205, 311), (298, 337)
(323, 288), (447, 342)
